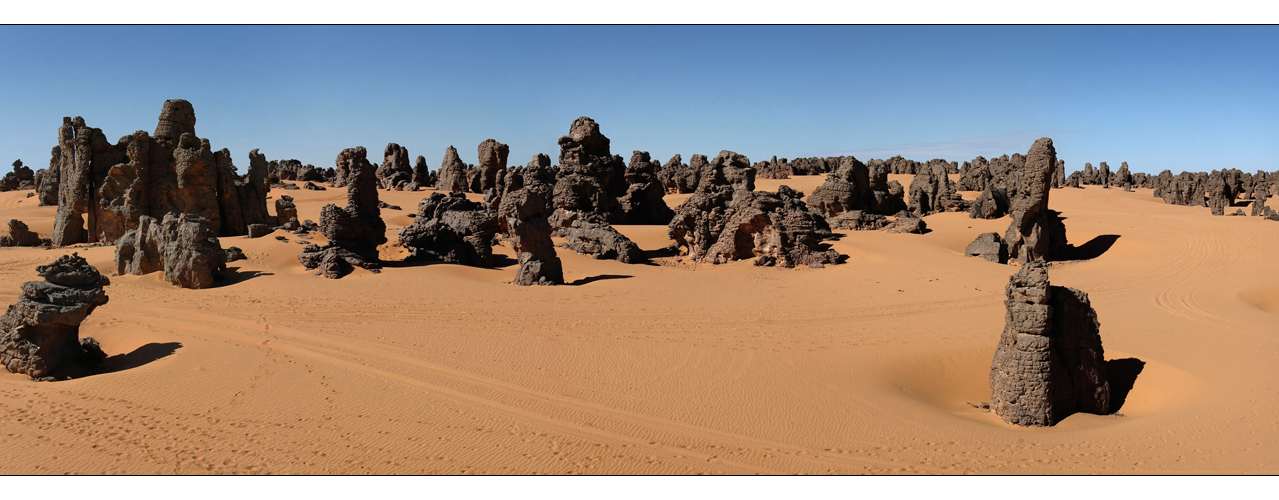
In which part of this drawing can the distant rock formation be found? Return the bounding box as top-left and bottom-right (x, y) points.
(657, 154), (694, 194)
(409, 155), (432, 190)
(297, 147), (386, 278)
(695, 150), (756, 194)
(115, 213), (228, 289)
(908, 161), (966, 217)
(963, 138), (1069, 264)
(989, 260), (1111, 426)
(968, 185), (1010, 219)
(618, 151), (675, 224)
(398, 192), (499, 266)
(40, 100), (273, 246)
(553, 211), (644, 264)
(552, 117), (628, 223)
(0, 159), (35, 191)
(884, 215), (927, 234)
(436, 146), (470, 194)
(0, 219), (46, 247)
(668, 185), (842, 268)
(1, 254), (110, 380)
(475, 139), (510, 194)
(498, 154), (563, 285)
(808, 156), (906, 217)
(35, 147), (60, 205)
(377, 143), (415, 190)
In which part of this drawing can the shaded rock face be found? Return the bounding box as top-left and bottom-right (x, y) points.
(35, 147), (61, 205)
(828, 210), (888, 231)
(498, 155), (563, 285)
(1053, 160), (1066, 189)
(1, 219), (45, 247)
(657, 154), (695, 194)
(436, 146), (470, 194)
(476, 139), (510, 194)
(668, 185), (842, 268)
(552, 117), (628, 223)
(409, 156), (432, 190)
(1003, 138), (1068, 264)
(618, 151), (675, 224)
(399, 192), (499, 266)
(989, 261), (1111, 427)
(908, 161), (966, 217)
(0, 159), (36, 191)
(1112, 162), (1132, 190)
(958, 156), (991, 192)
(0, 254), (110, 380)
(755, 155), (790, 179)
(696, 150), (756, 194)
(808, 156), (906, 217)
(377, 143), (415, 190)
(965, 232), (1006, 263)
(115, 213), (228, 289)
(885, 216), (927, 234)
(552, 210), (644, 264)
(45, 100), (273, 246)
(969, 185), (1010, 219)
(297, 147), (386, 279)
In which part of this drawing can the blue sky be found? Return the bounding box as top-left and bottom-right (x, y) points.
(1, 26), (1275, 175)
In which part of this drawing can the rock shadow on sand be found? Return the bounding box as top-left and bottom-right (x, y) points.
(569, 274), (633, 286)
(218, 267), (274, 286)
(1106, 357), (1145, 413)
(47, 342), (182, 380)
(1054, 234), (1121, 261)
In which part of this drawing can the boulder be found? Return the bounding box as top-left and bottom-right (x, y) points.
(828, 210), (889, 231)
(225, 246), (246, 262)
(964, 232), (1006, 263)
(0, 219), (44, 247)
(809, 156), (907, 217)
(968, 185), (1010, 219)
(398, 192), (499, 266)
(885, 216), (927, 234)
(0, 159), (36, 192)
(0, 254), (110, 380)
(989, 261), (1111, 426)
(297, 146), (386, 278)
(115, 213), (228, 289)
(247, 224), (272, 238)
(907, 161), (966, 217)
(556, 212), (644, 264)
(696, 150), (755, 194)
(476, 139), (510, 194)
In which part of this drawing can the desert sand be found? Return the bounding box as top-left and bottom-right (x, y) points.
(0, 175), (1275, 474)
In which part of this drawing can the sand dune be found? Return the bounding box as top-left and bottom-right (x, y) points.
(1, 177), (1276, 474)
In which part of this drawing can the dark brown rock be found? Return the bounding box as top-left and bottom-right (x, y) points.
(115, 213), (227, 289)
(696, 150), (755, 194)
(554, 211), (644, 264)
(1003, 138), (1068, 263)
(1, 220), (44, 247)
(398, 192), (499, 266)
(668, 185), (842, 268)
(828, 210), (888, 231)
(885, 216), (927, 234)
(377, 143), (414, 190)
(498, 154), (563, 285)
(989, 261), (1111, 426)
(0, 254), (110, 380)
(476, 139), (510, 194)
(808, 156), (906, 217)
(907, 161), (966, 217)
(225, 246), (246, 262)
(964, 232), (1006, 263)
(0, 159), (35, 192)
(35, 146), (61, 206)
(552, 117), (628, 223)
(968, 185), (1010, 219)
(298, 147), (386, 278)
(618, 151), (675, 224)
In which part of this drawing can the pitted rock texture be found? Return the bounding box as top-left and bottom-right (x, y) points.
(908, 161), (967, 217)
(964, 232), (1006, 263)
(552, 117), (628, 223)
(1, 219), (45, 247)
(498, 155), (563, 285)
(377, 143), (414, 190)
(969, 185), (1010, 219)
(475, 139), (510, 194)
(44, 100), (273, 245)
(989, 261), (1111, 427)
(1002, 138), (1068, 264)
(436, 146), (470, 194)
(0, 254), (110, 380)
(618, 151), (675, 224)
(696, 150), (756, 194)
(808, 156), (906, 217)
(115, 213), (228, 289)
(668, 185), (842, 268)
(298, 147), (386, 279)
(553, 210), (644, 264)
(399, 192), (499, 267)
(657, 154), (696, 194)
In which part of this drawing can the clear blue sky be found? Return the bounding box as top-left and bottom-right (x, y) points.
(1, 26), (1275, 175)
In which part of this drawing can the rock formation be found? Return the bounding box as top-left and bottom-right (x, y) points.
(964, 232), (1006, 263)
(475, 139), (510, 194)
(618, 151), (675, 224)
(552, 117), (628, 222)
(553, 211), (645, 264)
(376, 143), (415, 190)
(436, 146), (470, 194)
(964, 138), (1069, 264)
(968, 185), (1010, 219)
(398, 192), (499, 266)
(35, 147), (60, 205)
(297, 147), (386, 279)
(668, 185), (842, 268)
(275, 195), (298, 228)
(498, 154), (563, 285)
(989, 261), (1111, 426)
(115, 213), (228, 289)
(0, 219), (46, 247)
(884, 215), (927, 234)
(0, 160), (36, 191)
(0, 254), (110, 380)
(808, 156), (907, 217)
(907, 161), (966, 216)
(43, 100), (273, 246)
(696, 150), (756, 194)
(828, 210), (889, 231)
(657, 154), (695, 194)
(409, 156), (432, 190)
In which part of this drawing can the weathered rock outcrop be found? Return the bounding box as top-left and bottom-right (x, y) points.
(964, 232), (1006, 263)
(436, 146), (470, 194)
(968, 185), (1010, 219)
(885, 215), (927, 234)
(409, 156), (432, 190)
(618, 151), (675, 224)
(908, 161), (966, 216)
(808, 156), (906, 217)
(0, 254), (110, 380)
(828, 210), (889, 231)
(668, 185), (842, 268)
(498, 154), (563, 285)
(696, 150), (756, 194)
(0, 160), (36, 192)
(115, 213), (228, 289)
(398, 192), (499, 266)
(274, 195), (298, 228)
(964, 138), (1069, 264)
(554, 211), (645, 264)
(45, 100), (273, 246)
(989, 261), (1111, 426)
(297, 147), (386, 278)
(35, 147), (61, 205)
(0, 219), (46, 247)
(475, 139), (509, 194)
(658, 154), (697, 194)
(377, 143), (415, 190)
(552, 117), (628, 222)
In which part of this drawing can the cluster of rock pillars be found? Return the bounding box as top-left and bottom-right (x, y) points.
(0, 99), (1254, 426)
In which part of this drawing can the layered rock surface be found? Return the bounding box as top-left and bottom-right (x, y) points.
(0, 254), (110, 380)
(115, 213), (228, 289)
